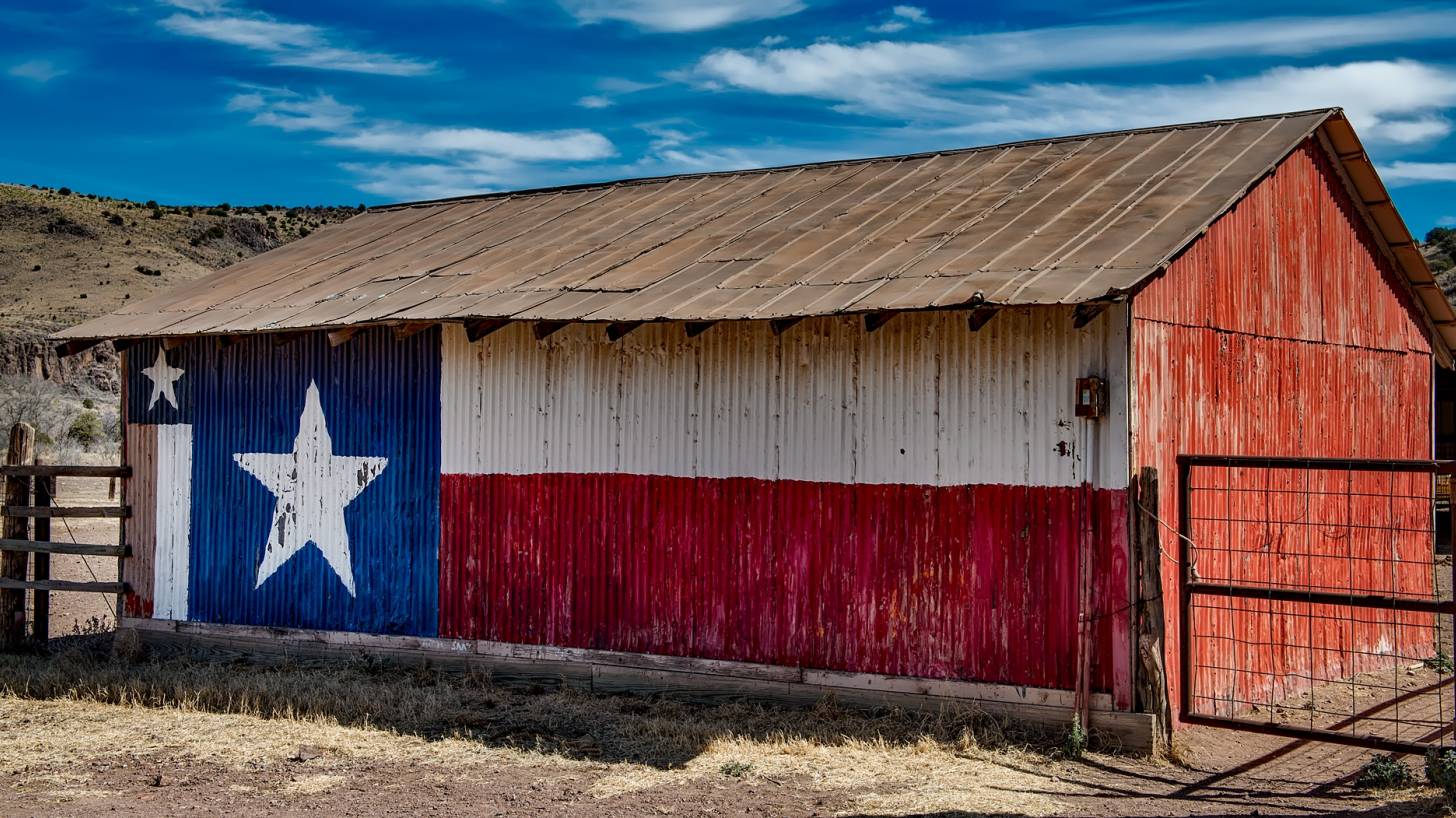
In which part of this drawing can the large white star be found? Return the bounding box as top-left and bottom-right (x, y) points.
(141, 347), (184, 410)
(233, 380), (388, 596)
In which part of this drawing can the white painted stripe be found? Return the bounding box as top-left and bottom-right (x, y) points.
(441, 306), (1129, 489)
(152, 423), (192, 620)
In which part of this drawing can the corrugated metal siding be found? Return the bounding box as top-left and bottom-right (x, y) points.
(61, 112), (1338, 338)
(1132, 138), (1435, 720)
(440, 309), (1129, 488)
(439, 308), (1134, 700)
(150, 329), (442, 635)
(121, 421), (155, 619)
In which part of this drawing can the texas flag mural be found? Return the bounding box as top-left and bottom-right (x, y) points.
(124, 330), (440, 636)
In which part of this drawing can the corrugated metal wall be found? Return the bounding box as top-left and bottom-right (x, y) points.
(1132, 137), (1435, 720)
(440, 308), (1134, 700)
(123, 330), (443, 636)
(440, 309), (1128, 487)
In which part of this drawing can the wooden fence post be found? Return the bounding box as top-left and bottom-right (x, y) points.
(32, 457), (51, 643)
(1134, 466), (1172, 754)
(2, 422), (35, 651)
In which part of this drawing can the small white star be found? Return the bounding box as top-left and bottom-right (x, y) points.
(141, 347), (185, 411)
(233, 381), (387, 596)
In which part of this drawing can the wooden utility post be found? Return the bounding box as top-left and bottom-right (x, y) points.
(2, 422), (35, 650)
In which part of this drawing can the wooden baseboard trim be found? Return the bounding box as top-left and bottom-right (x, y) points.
(120, 617), (1154, 754)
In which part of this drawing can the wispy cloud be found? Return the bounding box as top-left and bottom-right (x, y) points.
(869, 5), (931, 34)
(694, 8), (1456, 147)
(698, 9), (1456, 95)
(158, 1), (435, 76)
(232, 87), (615, 199)
(6, 58), (66, 83)
(1438, 216), (1456, 227)
(559, 0), (805, 32)
(1378, 162), (1456, 186)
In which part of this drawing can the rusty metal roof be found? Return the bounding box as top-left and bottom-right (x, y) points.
(54, 108), (1455, 357)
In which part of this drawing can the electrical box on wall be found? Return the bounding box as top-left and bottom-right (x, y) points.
(1076, 377), (1107, 419)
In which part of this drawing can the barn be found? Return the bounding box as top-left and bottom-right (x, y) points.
(52, 108), (1456, 754)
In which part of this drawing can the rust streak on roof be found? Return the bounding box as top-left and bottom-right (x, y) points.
(54, 108), (1456, 359)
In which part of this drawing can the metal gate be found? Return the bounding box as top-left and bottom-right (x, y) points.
(1178, 454), (1456, 753)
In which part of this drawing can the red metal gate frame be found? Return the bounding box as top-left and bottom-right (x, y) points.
(1177, 453), (1456, 754)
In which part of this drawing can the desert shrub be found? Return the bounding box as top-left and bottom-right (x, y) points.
(1427, 749), (1456, 805)
(135, 265), (161, 277)
(144, 200), (158, 209)
(67, 410), (103, 446)
(57, 186), (71, 196)
(108, 213), (124, 226)
(149, 208), (163, 220)
(1356, 754), (1414, 790)
(720, 761), (753, 778)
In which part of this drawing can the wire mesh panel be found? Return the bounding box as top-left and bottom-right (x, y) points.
(1178, 455), (1455, 754)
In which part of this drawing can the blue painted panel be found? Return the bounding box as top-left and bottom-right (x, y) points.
(182, 328), (441, 636)
(125, 339), (193, 424)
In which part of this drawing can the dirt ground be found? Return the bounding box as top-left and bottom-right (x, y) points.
(5, 478), (1453, 816)
(0, 638), (1448, 817)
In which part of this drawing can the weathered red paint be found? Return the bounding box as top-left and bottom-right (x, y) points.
(1132, 138), (1435, 721)
(440, 474), (1130, 693)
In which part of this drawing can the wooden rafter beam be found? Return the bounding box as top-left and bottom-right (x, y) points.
(966, 306), (1000, 332)
(161, 337), (189, 351)
(863, 311), (898, 333)
(272, 331), (306, 347)
(112, 338), (137, 354)
(1072, 302), (1112, 329)
(54, 339), (102, 358)
(326, 327), (359, 348)
(770, 317), (803, 336)
(464, 319), (510, 342)
(685, 321), (717, 338)
(534, 321), (569, 341)
(606, 322), (643, 342)
(393, 321), (435, 340)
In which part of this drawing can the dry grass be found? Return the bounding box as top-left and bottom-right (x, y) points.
(0, 635), (1081, 815)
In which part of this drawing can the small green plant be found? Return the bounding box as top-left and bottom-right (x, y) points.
(720, 761), (753, 779)
(67, 410), (103, 446)
(1355, 754), (1414, 790)
(1424, 650), (1454, 674)
(1063, 714), (1087, 758)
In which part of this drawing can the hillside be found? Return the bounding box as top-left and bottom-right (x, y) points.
(1429, 227), (1456, 302)
(0, 182), (358, 457)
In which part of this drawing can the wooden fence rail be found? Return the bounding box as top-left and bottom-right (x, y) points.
(2, 422), (131, 648)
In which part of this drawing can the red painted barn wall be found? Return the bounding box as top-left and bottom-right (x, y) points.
(1132, 138), (1434, 720)
(442, 475), (1129, 692)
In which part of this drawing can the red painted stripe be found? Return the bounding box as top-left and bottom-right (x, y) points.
(440, 473), (1130, 695)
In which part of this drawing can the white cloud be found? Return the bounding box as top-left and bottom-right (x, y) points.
(559, 0), (805, 32)
(233, 87), (615, 200)
(1439, 216), (1456, 227)
(869, 5), (930, 33)
(699, 9), (1456, 95)
(933, 61), (1456, 146)
(158, 1), (434, 76)
(1378, 162), (1456, 185)
(760, 34), (787, 46)
(578, 94), (613, 108)
(6, 58), (66, 83)
(325, 125), (614, 162)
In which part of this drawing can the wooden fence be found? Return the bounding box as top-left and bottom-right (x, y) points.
(1, 422), (129, 648)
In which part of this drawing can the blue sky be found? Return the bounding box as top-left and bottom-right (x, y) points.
(2, 1), (1454, 235)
